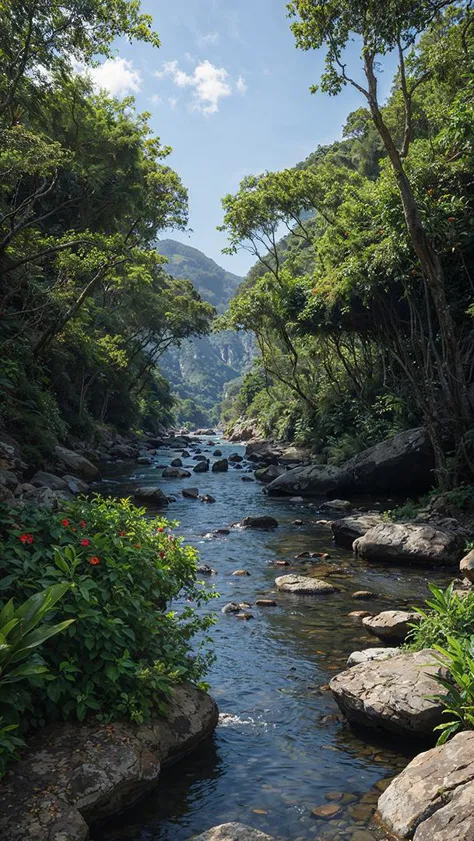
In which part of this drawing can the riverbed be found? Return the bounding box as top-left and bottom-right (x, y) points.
(95, 437), (452, 841)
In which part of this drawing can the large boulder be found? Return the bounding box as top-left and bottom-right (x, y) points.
(460, 548), (474, 583)
(22, 486), (72, 508)
(354, 522), (463, 566)
(0, 432), (24, 471)
(0, 469), (20, 490)
(347, 648), (398, 667)
(275, 574), (336, 595)
(31, 471), (69, 491)
(245, 441), (281, 465)
(279, 446), (311, 465)
(341, 427), (435, 494)
(331, 514), (383, 547)
(377, 731), (474, 841)
(133, 487), (169, 505)
(162, 467), (191, 478)
(362, 610), (420, 642)
(238, 515), (279, 529)
(193, 460), (209, 474)
(329, 649), (446, 738)
(265, 464), (348, 498)
(0, 684), (218, 841)
(254, 465), (286, 484)
(188, 825), (275, 841)
(54, 446), (99, 481)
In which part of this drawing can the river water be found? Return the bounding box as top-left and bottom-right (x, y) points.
(96, 437), (452, 841)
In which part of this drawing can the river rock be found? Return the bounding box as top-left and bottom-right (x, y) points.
(221, 602), (242, 613)
(137, 456), (152, 465)
(162, 467), (192, 478)
(352, 590), (378, 600)
(232, 569), (250, 576)
(362, 610), (420, 642)
(228, 453), (243, 463)
(197, 564), (217, 575)
(329, 649), (446, 738)
(265, 464), (348, 497)
(193, 454), (208, 461)
(183, 487), (199, 499)
(341, 427), (435, 494)
(22, 486), (72, 508)
(31, 471), (69, 491)
(238, 515), (279, 529)
(459, 548), (474, 583)
(245, 441), (281, 464)
(213, 449), (222, 456)
(331, 514), (383, 547)
(171, 458), (183, 467)
(54, 445), (99, 481)
(0, 684), (218, 841)
(0, 469), (20, 489)
(199, 494), (216, 503)
(320, 499), (353, 514)
(212, 458), (228, 472)
(347, 648), (399, 667)
(63, 474), (89, 494)
(377, 731), (474, 841)
(188, 824), (276, 841)
(193, 460), (209, 473)
(275, 574), (336, 595)
(279, 446), (312, 464)
(354, 523), (463, 566)
(133, 487), (169, 505)
(241, 476), (254, 482)
(254, 464), (286, 483)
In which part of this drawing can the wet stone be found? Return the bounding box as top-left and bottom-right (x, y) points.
(311, 804), (342, 819)
(351, 591), (378, 600)
(232, 569), (250, 576)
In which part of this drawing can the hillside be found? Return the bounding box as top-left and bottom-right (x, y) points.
(156, 240), (253, 427)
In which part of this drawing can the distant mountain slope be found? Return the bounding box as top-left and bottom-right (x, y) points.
(156, 240), (253, 427)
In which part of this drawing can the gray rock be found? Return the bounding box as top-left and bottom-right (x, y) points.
(330, 649), (447, 738)
(275, 574), (336, 595)
(54, 446), (99, 481)
(0, 469), (19, 489)
(213, 449), (222, 457)
(362, 610), (420, 642)
(377, 731), (474, 841)
(238, 516), (278, 529)
(193, 454), (208, 461)
(279, 446), (312, 464)
(241, 476), (254, 482)
(133, 487), (169, 505)
(228, 453), (243, 463)
(320, 499), (353, 514)
(137, 456), (152, 465)
(331, 514), (383, 547)
(212, 458), (228, 473)
(199, 494), (216, 503)
(347, 648), (399, 667)
(221, 602), (242, 614)
(188, 823), (276, 841)
(31, 471), (69, 491)
(193, 460), (209, 474)
(62, 474), (89, 494)
(460, 548), (474, 583)
(245, 440), (281, 464)
(22, 487), (72, 508)
(0, 684), (218, 841)
(341, 427), (435, 494)
(254, 464), (286, 484)
(171, 458), (183, 467)
(0, 485), (14, 502)
(182, 487), (199, 499)
(266, 464), (348, 497)
(354, 523), (463, 566)
(162, 467), (192, 478)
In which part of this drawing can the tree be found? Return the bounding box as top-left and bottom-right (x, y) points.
(288, 0), (474, 474)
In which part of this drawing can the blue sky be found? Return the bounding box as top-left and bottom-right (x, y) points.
(89, 1), (398, 277)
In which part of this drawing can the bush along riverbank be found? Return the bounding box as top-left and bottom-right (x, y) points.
(0, 494), (218, 841)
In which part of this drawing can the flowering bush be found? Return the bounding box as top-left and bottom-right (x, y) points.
(0, 496), (215, 728)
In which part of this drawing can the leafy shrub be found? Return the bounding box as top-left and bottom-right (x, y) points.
(406, 583), (474, 650)
(0, 497), (215, 729)
(0, 584), (73, 777)
(432, 635), (474, 744)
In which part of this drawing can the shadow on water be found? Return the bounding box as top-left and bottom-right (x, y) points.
(93, 437), (454, 841)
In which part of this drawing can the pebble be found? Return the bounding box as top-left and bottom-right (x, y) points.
(256, 599), (277, 607)
(311, 803), (341, 819)
(221, 602), (241, 613)
(348, 804), (375, 822)
(232, 569), (250, 576)
(275, 560), (290, 566)
(325, 791), (344, 801)
(351, 591), (378, 600)
(197, 565), (217, 575)
(235, 612), (254, 620)
(348, 610), (373, 619)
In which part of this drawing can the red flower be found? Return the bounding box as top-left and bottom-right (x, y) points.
(157, 526), (164, 533)
(72, 527), (77, 532)
(79, 520), (86, 528)
(80, 539), (90, 547)
(159, 551), (166, 559)
(119, 531), (127, 537)
(447, 216), (456, 222)
(61, 519), (70, 527)
(134, 543), (141, 549)
(89, 556), (100, 566)
(19, 533), (33, 545)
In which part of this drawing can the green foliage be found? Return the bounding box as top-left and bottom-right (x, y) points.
(407, 583), (474, 651)
(0, 584), (73, 777)
(432, 636), (474, 744)
(0, 497), (216, 731)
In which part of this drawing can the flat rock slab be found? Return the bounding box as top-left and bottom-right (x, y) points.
(377, 731), (474, 840)
(0, 684), (218, 841)
(188, 824), (275, 841)
(362, 610), (420, 642)
(275, 574), (336, 595)
(134, 486), (169, 505)
(329, 649), (446, 738)
(354, 522), (463, 566)
(347, 648), (399, 667)
(265, 463), (348, 497)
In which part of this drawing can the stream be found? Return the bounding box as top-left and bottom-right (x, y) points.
(95, 436), (452, 841)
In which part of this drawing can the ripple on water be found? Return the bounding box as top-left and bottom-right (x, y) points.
(95, 437), (453, 841)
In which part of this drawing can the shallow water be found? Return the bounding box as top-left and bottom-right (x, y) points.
(95, 437), (452, 841)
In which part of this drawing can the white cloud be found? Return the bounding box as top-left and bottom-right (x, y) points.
(155, 59), (245, 115)
(73, 57), (141, 97)
(168, 96), (178, 110)
(236, 75), (247, 95)
(197, 31), (219, 47)
(150, 94), (162, 105)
